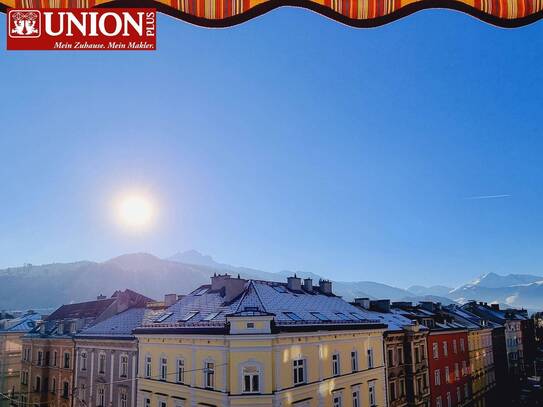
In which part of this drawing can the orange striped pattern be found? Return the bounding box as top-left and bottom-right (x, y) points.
(8, 0), (543, 24)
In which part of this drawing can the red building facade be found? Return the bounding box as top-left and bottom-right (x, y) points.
(427, 329), (471, 407)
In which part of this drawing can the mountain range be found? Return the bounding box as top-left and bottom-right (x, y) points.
(1, 250), (542, 312)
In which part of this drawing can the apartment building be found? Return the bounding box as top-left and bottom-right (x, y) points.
(20, 289), (151, 407)
(392, 302), (471, 407)
(135, 274), (388, 407)
(0, 312), (41, 406)
(352, 299), (430, 407)
(443, 306), (497, 407)
(74, 301), (160, 407)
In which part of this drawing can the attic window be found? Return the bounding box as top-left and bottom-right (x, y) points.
(203, 312), (222, 321)
(155, 312), (173, 323)
(310, 312), (330, 321)
(179, 311), (199, 322)
(193, 287), (209, 296)
(272, 285), (288, 293)
(244, 307), (259, 312)
(284, 312), (302, 321)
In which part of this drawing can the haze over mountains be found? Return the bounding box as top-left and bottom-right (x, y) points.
(1, 250), (542, 312)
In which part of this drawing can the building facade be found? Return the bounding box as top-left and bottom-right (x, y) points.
(20, 290), (151, 407)
(135, 274), (388, 407)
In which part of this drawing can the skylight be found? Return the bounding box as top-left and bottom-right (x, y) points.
(179, 311), (199, 322)
(334, 312), (349, 320)
(192, 287), (209, 296)
(310, 312), (330, 321)
(203, 311), (221, 321)
(284, 312), (303, 321)
(272, 285), (288, 293)
(350, 312), (365, 321)
(154, 312), (173, 323)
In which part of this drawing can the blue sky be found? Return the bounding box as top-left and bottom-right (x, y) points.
(0, 8), (542, 288)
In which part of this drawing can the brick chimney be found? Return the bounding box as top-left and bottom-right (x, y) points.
(303, 278), (313, 292)
(319, 279), (332, 295)
(164, 294), (177, 307)
(354, 298), (370, 309)
(287, 275), (302, 291)
(211, 274), (247, 302)
(370, 299), (391, 313)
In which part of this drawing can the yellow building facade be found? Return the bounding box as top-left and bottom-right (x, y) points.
(135, 275), (388, 407)
(467, 328), (495, 407)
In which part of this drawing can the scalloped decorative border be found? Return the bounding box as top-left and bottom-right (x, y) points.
(2, 0), (543, 28)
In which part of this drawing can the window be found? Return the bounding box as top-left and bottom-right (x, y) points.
(45, 351), (50, 366)
(421, 343), (426, 360)
(51, 378), (56, 394)
(120, 354), (128, 378)
(460, 338), (465, 352)
(179, 311), (199, 322)
(203, 311), (222, 321)
(436, 396), (442, 407)
(433, 343), (439, 359)
(52, 351), (58, 367)
(204, 361), (214, 389)
(350, 312), (366, 321)
(37, 351), (43, 366)
(389, 382), (397, 401)
(80, 384), (86, 402)
(159, 402), (167, 407)
(369, 381), (376, 407)
(283, 311), (303, 321)
(332, 353), (340, 376)
(145, 355), (152, 378)
(454, 363), (459, 380)
(446, 392), (451, 407)
(97, 386), (105, 406)
(120, 390), (128, 407)
(310, 312), (330, 321)
(367, 348), (374, 368)
(453, 340), (457, 354)
(242, 365), (260, 393)
(443, 341), (448, 357)
(80, 352), (87, 371)
(434, 369), (441, 386)
(352, 390), (359, 407)
(415, 346), (420, 363)
(35, 376), (41, 392)
(417, 377), (423, 395)
(98, 353), (106, 374)
(293, 359), (306, 385)
(464, 383), (469, 398)
(462, 361), (467, 376)
(398, 347), (404, 365)
(351, 351), (358, 372)
(272, 285), (288, 293)
(333, 392), (342, 407)
(388, 349), (394, 367)
(399, 379), (405, 396)
(445, 366), (450, 383)
(457, 386), (461, 403)
(160, 357), (168, 381)
(154, 312), (173, 323)
(144, 398), (151, 407)
(335, 312), (349, 320)
(62, 381), (69, 399)
(177, 359), (185, 383)
(64, 352), (71, 369)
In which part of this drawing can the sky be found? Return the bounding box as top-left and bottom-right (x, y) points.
(0, 8), (542, 288)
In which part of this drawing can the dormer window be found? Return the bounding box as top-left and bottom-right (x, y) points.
(246, 322), (255, 328)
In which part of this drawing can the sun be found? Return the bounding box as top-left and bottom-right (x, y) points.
(116, 193), (156, 230)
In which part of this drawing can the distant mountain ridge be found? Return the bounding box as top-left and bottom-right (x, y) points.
(1, 251), (541, 311)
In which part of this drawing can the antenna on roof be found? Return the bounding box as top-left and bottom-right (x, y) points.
(237, 273), (240, 279)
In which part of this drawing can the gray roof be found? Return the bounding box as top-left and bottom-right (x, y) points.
(140, 280), (382, 330)
(77, 307), (163, 339)
(0, 313), (41, 333)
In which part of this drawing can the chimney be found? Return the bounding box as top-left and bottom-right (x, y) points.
(319, 279), (332, 295)
(287, 275), (302, 291)
(303, 278), (313, 292)
(420, 301), (435, 312)
(97, 294), (106, 300)
(164, 294), (177, 307)
(490, 303), (500, 311)
(354, 298), (371, 309)
(370, 299), (391, 313)
(211, 274), (247, 302)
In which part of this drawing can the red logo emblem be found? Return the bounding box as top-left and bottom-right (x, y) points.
(9, 10), (41, 39)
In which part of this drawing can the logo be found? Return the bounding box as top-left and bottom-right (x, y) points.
(7, 9), (156, 51)
(9, 10), (41, 38)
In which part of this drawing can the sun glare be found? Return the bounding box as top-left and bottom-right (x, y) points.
(116, 193), (156, 230)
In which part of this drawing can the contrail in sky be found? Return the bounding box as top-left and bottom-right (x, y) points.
(464, 194), (511, 200)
